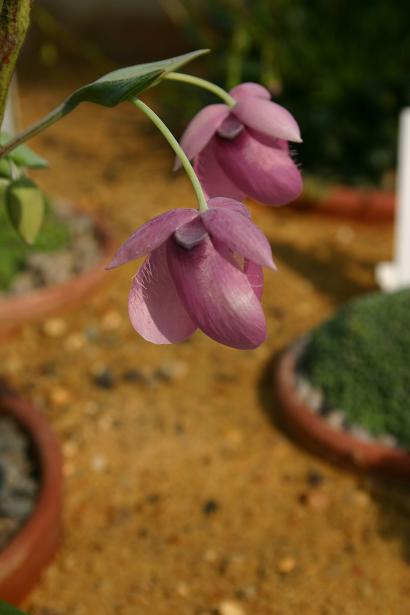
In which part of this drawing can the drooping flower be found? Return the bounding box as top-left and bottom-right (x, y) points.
(107, 198), (275, 349)
(176, 82), (303, 206)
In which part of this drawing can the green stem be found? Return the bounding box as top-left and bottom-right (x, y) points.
(0, 0), (31, 126)
(132, 98), (208, 212)
(164, 72), (236, 108)
(0, 103), (66, 159)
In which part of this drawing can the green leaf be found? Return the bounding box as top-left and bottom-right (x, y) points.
(0, 158), (11, 177)
(61, 49), (209, 112)
(5, 177), (45, 244)
(0, 132), (48, 169)
(7, 143), (48, 168)
(0, 601), (28, 615)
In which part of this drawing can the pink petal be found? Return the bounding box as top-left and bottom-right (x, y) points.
(232, 98), (302, 142)
(175, 104), (230, 170)
(207, 196), (251, 218)
(215, 130), (303, 207)
(167, 236), (266, 350)
(174, 216), (207, 249)
(230, 82), (271, 100)
(128, 244), (196, 344)
(245, 260), (264, 300)
(194, 140), (246, 201)
(108, 208), (198, 269)
(201, 206), (275, 269)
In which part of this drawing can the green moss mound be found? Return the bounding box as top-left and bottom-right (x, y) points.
(299, 290), (410, 449)
(0, 200), (71, 291)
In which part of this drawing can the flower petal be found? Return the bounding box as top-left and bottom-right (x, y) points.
(108, 208), (198, 269)
(175, 104), (230, 170)
(128, 244), (196, 344)
(174, 216), (208, 249)
(201, 206), (275, 269)
(167, 236), (266, 350)
(245, 260), (264, 300)
(232, 98), (301, 142)
(215, 130), (303, 206)
(207, 196), (251, 218)
(194, 140), (246, 201)
(230, 82), (271, 101)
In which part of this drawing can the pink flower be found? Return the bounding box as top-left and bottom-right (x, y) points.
(108, 198), (275, 349)
(176, 82), (303, 206)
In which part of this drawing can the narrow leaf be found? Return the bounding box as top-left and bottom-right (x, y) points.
(6, 177), (45, 244)
(0, 132), (48, 168)
(62, 49), (209, 112)
(7, 142), (48, 168)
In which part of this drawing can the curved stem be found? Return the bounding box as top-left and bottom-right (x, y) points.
(132, 98), (208, 212)
(164, 72), (236, 108)
(0, 103), (65, 159)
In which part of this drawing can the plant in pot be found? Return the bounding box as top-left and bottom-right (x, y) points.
(161, 0), (410, 221)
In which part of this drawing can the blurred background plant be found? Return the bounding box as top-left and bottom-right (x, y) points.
(160, 0), (410, 188)
(18, 0), (410, 189)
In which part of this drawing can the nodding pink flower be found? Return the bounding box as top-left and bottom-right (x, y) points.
(175, 82), (303, 206)
(107, 198), (275, 350)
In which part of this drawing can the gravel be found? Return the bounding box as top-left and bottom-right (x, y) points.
(0, 416), (40, 549)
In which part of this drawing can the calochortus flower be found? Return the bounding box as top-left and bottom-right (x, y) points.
(176, 82), (302, 206)
(108, 198), (275, 349)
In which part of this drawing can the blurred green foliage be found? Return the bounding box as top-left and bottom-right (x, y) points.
(170, 0), (410, 186)
(300, 289), (410, 448)
(0, 196), (71, 291)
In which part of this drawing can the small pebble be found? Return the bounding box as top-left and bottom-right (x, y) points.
(301, 489), (329, 511)
(218, 600), (245, 615)
(92, 368), (115, 389)
(64, 332), (86, 351)
(101, 309), (122, 331)
(326, 410), (345, 430)
(43, 318), (67, 338)
(202, 499), (219, 516)
(336, 225), (355, 244)
(277, 556), (296, 574)
(203, 549), (218, 563)
(306, 468), (325, 487)
(176, 582), (190, 597)
(122, 369), (145, 383)
(155, 360), (188, 382)
(90, 454), (107, 472)
(48, 387), (72, 408)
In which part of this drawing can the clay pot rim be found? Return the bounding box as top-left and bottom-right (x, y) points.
(275, 339), (410, 479)
(0, 208), (117, 329)
(293, 184), (395, 222)
(0, 390), (63, 604)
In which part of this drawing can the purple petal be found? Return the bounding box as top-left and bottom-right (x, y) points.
(245, 260), (264, 300)
(175, 104), (230, 170)
(217, 115), (244, 139)
(174, 216), (208, 249)
(128, 244), (196, 344)
(232, 98), (301, 142)
(194, 140), (246, 201)
(167, 236), (266, 350)
(207, 196), (251, 218)
(201, 206), (275, 269)
(215, 130), (303, 206)
(108, 208), (198, 269)
(230, 82), (271, 101)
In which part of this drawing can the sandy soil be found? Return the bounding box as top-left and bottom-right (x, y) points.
(0, 67), (409, 615)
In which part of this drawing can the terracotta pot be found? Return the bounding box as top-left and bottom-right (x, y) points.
(0, 388), (63, 604)
(0, 214), (116, 336)
(295, 185), (395, 222)
(275, 341), (410, 479)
